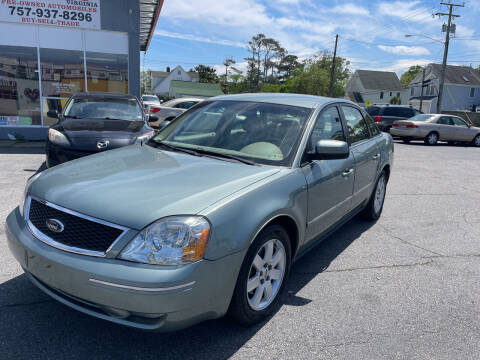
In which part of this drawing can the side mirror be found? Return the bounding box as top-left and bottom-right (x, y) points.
(310, 140), (350, 160)
(148, 115), (159, 123)
(47, 110), (58, 119)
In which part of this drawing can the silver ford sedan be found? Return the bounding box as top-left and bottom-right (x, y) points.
(390, 114), (480, 146)
(6, 93), (393, 332)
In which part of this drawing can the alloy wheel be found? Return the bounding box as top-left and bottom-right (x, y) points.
(374, 174), (386, 214)
(474, 136), (480, 147)
(247, 239), (286, 311)
(428, 133), (438, 145)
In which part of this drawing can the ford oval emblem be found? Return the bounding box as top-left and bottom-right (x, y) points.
(46, 219), (64, 233)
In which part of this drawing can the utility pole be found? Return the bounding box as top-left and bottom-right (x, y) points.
(329, 34), (339, 98)
(435, 2), (464, 113)
(419, 68), (426, 112)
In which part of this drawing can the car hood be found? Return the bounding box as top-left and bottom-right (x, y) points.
(29, 145), (280, 230)
(57, 118), (145, 151)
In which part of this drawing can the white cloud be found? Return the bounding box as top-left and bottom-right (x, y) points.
(378, 45), (430, 56)
(162, 0), (271, 27)
(154, 30), (245, 48)
(380, 59), (432, 73)
(378, 1), (434, 23)
(331, 3), (369, 16)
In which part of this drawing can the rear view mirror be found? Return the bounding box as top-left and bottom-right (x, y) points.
(311, 140), (350, 160)
(47, 110), (58, 119)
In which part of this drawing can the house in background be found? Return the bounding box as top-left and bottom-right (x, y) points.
(408, 64), (480, 113)
(345, 70), (408, 106)
(169, 80), (224, 99)
(151, 65), (200, 98)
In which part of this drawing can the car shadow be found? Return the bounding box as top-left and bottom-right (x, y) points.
(0, 217), (374, 360)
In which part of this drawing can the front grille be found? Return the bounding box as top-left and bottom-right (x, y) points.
(27, 198), (124, 254)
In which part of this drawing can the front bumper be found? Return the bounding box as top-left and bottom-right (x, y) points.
(6, 208), (245, 331)
(46, 141), (96, 167)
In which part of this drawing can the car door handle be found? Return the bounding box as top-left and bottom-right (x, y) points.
(342, 168), (354, 177)
(372, 153), (380, 160)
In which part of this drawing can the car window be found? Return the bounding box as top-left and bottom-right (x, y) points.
(174, 101), (198, 109)
(452, 117), (468, 127)
(363, 112), (381, 137)
(383, 107), (413, 118)
(309, 107), (345, 150)
(366, 106), (380, 117)
(341, 106), (370, 144)
(437, 117), (453, 125)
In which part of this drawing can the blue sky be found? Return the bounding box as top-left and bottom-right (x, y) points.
(144, 0), (480, 76)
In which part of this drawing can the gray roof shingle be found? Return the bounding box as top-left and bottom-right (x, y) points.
(355, 70), (404, 91)
(410, 64), (480, 86)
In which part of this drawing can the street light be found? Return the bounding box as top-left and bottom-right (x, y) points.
(404, 34), (444, 44)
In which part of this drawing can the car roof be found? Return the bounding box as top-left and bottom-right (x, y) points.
(169, 97), (204, 102)
(368, 104), (414, 108)
(72, 92), (138, 100)
(209, 93), (353, 109)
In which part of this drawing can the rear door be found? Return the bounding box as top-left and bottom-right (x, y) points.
(340, 105), (379, 208)
(436, 116), (455, 140)
(301, 105), (355, 242)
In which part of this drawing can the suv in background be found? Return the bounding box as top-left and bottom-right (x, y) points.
(366, 105), (422, 133)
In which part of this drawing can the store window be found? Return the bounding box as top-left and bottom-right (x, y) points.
(0, 45), (41, 126)
(40, 48), (85, 97)
(86, 52), (128, 94)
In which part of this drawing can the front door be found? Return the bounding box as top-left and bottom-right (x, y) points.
(451, 117), (473, 141)
(301, 105), (355, 242)
(436, 116), (455, 140)
(340, 105), (379, 208)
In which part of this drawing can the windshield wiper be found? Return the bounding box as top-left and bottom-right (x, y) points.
(149, 140), (202, 157)
(193, 148), (256, 166)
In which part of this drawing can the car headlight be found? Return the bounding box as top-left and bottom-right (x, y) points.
(119, 216), (210, 265)
(48, 129), (70, 146)
(135, 131), (155, 145)
(19, 173), (41, 218)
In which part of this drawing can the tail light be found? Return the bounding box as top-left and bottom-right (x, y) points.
(150, 107), (161, 114)
(406, 124), (418, 128)
(392, 123), (399, 127)
(374, 116), (382, 123)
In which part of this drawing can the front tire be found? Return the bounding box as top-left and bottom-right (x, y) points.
(228, 225), (291, 326)
(425, 132), (439, 146)
(473, 134), (480, 147)
(362, 171), (387, 221)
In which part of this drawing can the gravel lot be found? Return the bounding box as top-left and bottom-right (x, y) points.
(1, 141), (479, 360)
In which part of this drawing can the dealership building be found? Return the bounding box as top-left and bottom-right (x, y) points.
(0, 0), (163, 140)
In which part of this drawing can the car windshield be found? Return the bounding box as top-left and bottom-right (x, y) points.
(151, 100), (313, 166)
(409, 114), (433, 122)
(142, 96), (158, 102)
(64, 98), (143, 121)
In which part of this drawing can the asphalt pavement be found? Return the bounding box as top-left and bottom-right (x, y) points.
(0, 141), (479, 359)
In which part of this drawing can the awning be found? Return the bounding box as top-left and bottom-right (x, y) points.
(140, 0), (164, 52)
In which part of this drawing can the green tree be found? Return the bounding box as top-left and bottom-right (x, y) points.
(400, 65), (422, 88)
(277, 54), (301, 81)
(194, 65), (218, 83)
(140, 69), (152, 95)
(389, 96), (402, 104)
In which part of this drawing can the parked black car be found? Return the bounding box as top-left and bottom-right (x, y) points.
(365, 105), (422, 133)
(46, 92), (156, 167)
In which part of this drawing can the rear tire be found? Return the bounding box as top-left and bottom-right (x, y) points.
(362, 171), (387, 221)
(424, 132), (439, 146)
(228, 225), (291, 326)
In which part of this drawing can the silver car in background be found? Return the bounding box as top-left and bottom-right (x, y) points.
(391, 114), (480, 146)
(6, 94), (393, 332)
(148, 97), (203, 128)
